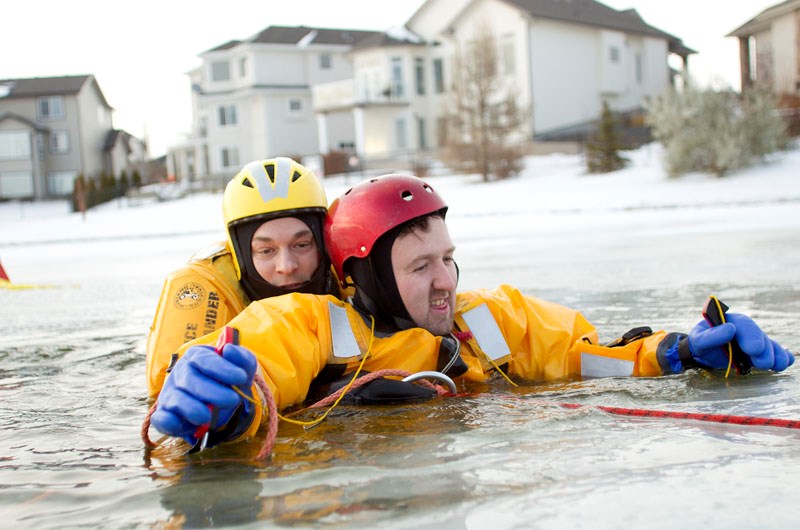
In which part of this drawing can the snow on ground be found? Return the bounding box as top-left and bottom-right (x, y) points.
(1, 142), (798, 274)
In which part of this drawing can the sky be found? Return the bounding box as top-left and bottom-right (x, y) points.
(0, 0), (780, 158)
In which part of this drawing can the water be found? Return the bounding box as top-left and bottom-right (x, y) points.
(2, 200), (800, 529)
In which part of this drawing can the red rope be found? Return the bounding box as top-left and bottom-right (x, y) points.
(554, 401), (800, 429)
(141, 368), (452, 459)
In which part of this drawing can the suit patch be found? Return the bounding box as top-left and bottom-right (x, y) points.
(580, 352), (634, 377)
(461, 303), (511, 361)
(174, 282), (206, 309)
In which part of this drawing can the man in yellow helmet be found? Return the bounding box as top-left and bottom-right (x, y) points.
(150, 174), (794, 448)
(145, 157), (340, 399)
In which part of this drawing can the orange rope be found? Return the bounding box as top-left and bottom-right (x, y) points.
(141, 368), (451, 460)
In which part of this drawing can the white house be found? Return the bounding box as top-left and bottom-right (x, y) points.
(168, 25), (381, 185)
(171, 0), (694, 180)
(728, 0), (800, 94)
(311, 0), (694, 168)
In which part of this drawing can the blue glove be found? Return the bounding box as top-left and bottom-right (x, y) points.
(688, 313), (794, 372)
(151, 343), (258, 445)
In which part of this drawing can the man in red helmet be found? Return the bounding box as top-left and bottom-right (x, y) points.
(150, 175), (794, 449)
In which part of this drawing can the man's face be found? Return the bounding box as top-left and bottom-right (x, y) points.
(391, 217), (457, 336)
(250, 217), (320, 289)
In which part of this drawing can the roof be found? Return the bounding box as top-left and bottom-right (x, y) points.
(0, 74), (113, 108)
(727, 0), (800, 37)
(103, 129), (144, 154)
(0, 111), (50, 132)
(204, 25), (382, 53)
(352, 27), (426, 50)
(501, 0), (696, 55)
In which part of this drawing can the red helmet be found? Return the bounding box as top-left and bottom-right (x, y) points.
(324, 174), (447, 287)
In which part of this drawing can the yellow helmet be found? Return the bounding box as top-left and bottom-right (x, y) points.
(223, 158), (332, 300)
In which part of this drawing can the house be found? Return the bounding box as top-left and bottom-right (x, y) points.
(168, 25), (381, 186)
(171, 0), (693, 179)
(0, 74), (147, 200)
(315, 0), (694, 166)
(103, 129), (149, 186)
(728, 0), (800, 94)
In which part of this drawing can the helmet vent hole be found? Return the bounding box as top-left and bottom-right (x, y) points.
(265, 164), (276, 183)
(423, 184), (433, 193)
(400, 190), (413, 201)
(291, 170), (302, 182)
(242, 178), (254, 188)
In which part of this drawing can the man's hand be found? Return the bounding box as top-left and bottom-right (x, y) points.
(152, 344), (257, 444)
(688, 313), (794, 372)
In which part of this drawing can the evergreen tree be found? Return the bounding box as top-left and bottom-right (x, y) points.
(586, 102), (628, 173)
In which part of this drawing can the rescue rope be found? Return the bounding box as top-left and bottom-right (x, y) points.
(141, 317), (455, 460)
(550, 401), (800, 429)
(141, 368), (454, 459)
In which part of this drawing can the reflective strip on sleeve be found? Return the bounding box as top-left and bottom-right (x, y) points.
(580, 352), (634, 377)
(329, 301), (361, 358)
(461, 303), (511, 361)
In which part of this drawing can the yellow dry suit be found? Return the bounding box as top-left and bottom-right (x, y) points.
(174, 284), (671, 442)
(146, 241), (350, 399)
(146, 242), (249, 398)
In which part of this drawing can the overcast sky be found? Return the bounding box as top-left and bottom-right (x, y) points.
(0, 0), (778, 158)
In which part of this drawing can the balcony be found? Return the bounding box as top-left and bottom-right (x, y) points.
(312, 79), (409, 112)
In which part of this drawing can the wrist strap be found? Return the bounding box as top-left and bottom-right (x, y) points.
(678, 337), (702, 370)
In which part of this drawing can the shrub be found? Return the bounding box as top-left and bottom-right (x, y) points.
(644, 87), (787, 178)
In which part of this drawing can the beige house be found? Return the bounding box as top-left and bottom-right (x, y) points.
(0, 75), (147, 200)
(728, 0), (800, 94)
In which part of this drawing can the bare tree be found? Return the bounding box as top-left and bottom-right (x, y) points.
(444, 24), (530, 181)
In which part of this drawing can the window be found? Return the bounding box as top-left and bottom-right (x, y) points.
(609, 46), (620, 63)
(502, 35), (515, 75)
(221, 147), (239, 168)
(46, 171), (76, 196)
(391, 57), (404, 98)
(211, 60), (231, 81)
(417, 116), (426, 149)
(37, 96), (64, 120)
(49, 130), (69, 154)
(415, 58), (425, 95)
(218, 105), (237, 126)
(320, 53), (332, 69)
(0, 131), (31, 159)
(0, 171), (34, 198)
(239, 57), (247, 77)
(395, 117), (407, 150)
(433, 58), (445, 94)
(635, 53), (643, 84)
(289, 98), (302, 113)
